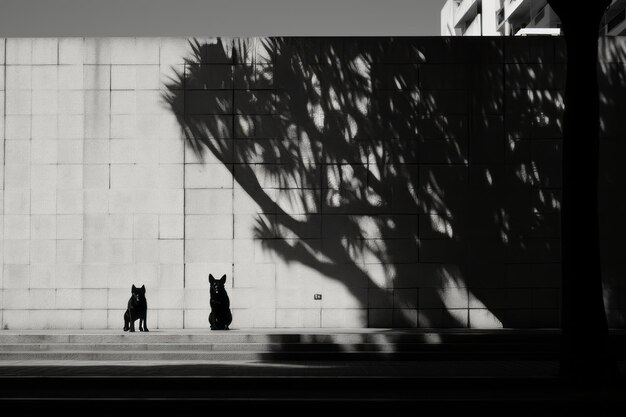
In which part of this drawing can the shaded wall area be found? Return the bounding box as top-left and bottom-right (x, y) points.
(163, 36), (569, 329)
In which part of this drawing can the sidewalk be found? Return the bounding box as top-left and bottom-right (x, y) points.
(0, 329), (623, 414)
(0, 327), (618, 378)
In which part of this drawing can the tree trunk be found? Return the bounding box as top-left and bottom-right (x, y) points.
(549, 1), (616, 382)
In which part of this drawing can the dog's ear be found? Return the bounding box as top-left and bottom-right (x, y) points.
(209, 274), (215, 283)
(220, 275), (226, 283)
(140, 285), (146, 294)
(132, 284), (136, 291)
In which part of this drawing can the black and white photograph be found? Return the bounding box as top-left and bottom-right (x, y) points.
(0, 0), (624, 414)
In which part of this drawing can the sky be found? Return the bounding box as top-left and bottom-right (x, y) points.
(0, 0), (448, 37)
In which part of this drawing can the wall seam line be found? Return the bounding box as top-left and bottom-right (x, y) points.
(1, 38), (6, 328)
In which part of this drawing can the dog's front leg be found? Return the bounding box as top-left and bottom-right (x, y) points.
(129, 311), (135, 332)
(143, 314), (149, 332)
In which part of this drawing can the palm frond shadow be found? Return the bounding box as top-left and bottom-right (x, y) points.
(163, 37), (566, 329)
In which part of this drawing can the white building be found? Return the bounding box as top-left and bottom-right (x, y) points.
(441, 0), (561, 36)
(442, 0), (626, 36)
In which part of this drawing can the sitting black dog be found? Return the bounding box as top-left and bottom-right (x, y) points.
(208, 274), (232, 330)
(123, 284), (149, 332)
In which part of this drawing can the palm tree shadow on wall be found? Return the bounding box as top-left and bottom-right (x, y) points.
(162, 36), (566, 330)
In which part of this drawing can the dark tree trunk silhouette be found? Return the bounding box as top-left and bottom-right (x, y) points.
(548, 0), (616, 381)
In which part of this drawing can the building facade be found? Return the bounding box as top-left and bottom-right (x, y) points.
(443, 0), (626, 36)
(441, 0), (561, 36)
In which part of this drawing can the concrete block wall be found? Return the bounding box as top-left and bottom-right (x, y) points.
(0, 36), (621, 329)
(0, 38), (188, 329)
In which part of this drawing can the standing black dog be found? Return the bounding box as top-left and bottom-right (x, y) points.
(208, 274), (232, 330)
(123, 285), (149, 332)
